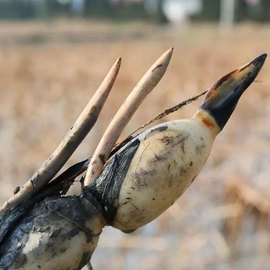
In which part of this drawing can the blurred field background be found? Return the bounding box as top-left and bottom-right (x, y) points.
(1, 1), (270, 270)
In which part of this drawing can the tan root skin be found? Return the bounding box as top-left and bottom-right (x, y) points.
(112, 110), (219, 232)
(0, 58), (121, 215)
(84, 48), (173, 186)
(9, 211), (104, 270)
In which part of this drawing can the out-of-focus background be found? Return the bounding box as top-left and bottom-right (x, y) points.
(0, 0), (270, 269)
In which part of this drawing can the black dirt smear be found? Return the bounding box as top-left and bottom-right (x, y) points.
(152, 64), (163, 72)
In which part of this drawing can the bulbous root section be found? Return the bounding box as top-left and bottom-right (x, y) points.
(0, 191), (106, 270)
